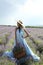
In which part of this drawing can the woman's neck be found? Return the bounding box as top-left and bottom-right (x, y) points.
(17, 27), (21, 29)
(17, 27), (22, 32)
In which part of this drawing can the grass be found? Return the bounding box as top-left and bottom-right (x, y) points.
(25, 26), (43, 28)
(0, 56), (43, 65)
(0, 57), (15, 65)
(9, 38), (14, 45)
(0, 36), (6, 45)
(33, 39), (42, 45)
(0, 27), (43, 65)
(0, 33), (10, 45)
(0, 39), (2, 44)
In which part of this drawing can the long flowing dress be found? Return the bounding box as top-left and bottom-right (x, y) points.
(3, 28), (40, 64)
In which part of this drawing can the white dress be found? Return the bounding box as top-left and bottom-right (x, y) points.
(3, 29), (40, 63)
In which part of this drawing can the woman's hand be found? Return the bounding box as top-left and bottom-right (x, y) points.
(23, 34), (31, 38)
(23, 35), (28, 38)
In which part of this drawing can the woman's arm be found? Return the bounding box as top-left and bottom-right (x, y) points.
(23, 28), (30, 38)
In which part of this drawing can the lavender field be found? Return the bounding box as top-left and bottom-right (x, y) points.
(0, 25), (43, 65)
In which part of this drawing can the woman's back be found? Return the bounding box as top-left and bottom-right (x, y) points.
(16, 28), (24, 43)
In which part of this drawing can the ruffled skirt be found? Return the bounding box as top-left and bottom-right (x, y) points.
(3, 39), (40, 64)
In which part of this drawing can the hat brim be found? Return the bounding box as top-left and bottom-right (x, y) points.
(17, 22), (25, 28)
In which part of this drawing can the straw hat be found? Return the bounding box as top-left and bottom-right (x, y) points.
(17, 20), (25, 28)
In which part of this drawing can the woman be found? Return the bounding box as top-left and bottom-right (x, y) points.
(3, 20), (40, 65)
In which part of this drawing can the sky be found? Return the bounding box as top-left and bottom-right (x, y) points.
(0, 0), (43, 26)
